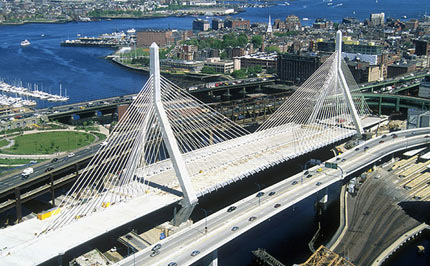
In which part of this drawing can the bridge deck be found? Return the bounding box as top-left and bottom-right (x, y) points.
(0, 117), (382, 265)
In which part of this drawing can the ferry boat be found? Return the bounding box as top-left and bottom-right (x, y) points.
(20, 40), (30, 46)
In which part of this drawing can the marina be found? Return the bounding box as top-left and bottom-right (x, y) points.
(0, 94), (36, 107)
(0, 80), (69, 103)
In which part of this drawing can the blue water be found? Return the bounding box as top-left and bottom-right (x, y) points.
(0, 0), (429, 108)
(232, 0), (430, 24)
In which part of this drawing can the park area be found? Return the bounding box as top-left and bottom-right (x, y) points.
(1, 131), (96, 155)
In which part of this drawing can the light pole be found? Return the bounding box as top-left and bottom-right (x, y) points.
(201, 208), (208, 234)
(255, 183), (261, 206)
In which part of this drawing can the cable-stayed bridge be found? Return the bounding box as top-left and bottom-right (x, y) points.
(0, 31), (383, 265)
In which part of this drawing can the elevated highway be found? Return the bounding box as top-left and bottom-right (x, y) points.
(118, 128), (430, 266)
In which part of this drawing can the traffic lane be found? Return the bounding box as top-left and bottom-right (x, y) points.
(153, 175), (330, 265)
(0, 144), (100, 193)
(128, 171), (326, 266)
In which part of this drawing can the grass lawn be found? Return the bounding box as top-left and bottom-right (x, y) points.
(0, 139), (9, 147)
(91, 132), (107, 141)
(2, 131), (96, 155)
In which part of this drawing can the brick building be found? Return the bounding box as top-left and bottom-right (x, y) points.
(136, 30), (174, 47)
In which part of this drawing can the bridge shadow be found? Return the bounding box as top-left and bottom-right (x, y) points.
(399, 201), (430, 224)
(145, 180), (183, 197)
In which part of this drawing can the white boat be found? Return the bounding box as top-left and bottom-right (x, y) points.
(302, 18), (309, 21)
(20, 40), (30, 46)
(285, 1), (290, 5)
(126, 28), (136, 35)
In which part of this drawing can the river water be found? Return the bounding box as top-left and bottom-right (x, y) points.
(0, 0), (429, 108)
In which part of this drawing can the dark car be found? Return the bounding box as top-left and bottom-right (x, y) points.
(51, 158), (58, 163)
(168, 263), (177, 266)
(150, 250), (160, 257)
(425, 135), (430, 138)
(274, 204), (281, 208)
(392, 134), (398, 138)
(316, 182), (322, 186)
(227, 206), (236, 212)
(249, 216), (257, 222)
(268, 191), (276, 196)
(256, 192), (265, 197)
(291, 181), (298, 185)
(379, 140), (384, 144)
(364, 146), (369, 151)
(306, 174), (312, 178)
(382, 134), (387, 138)
(304, 170), (309, 175)
(191, 250), (200, 257)
(354, 147), (360, 151)
(45, 167), (54, 173)
(231, 226), (239, 231)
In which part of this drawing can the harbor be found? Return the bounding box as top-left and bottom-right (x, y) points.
(61, 29), (136, 48)
(0, 80), (69, 105)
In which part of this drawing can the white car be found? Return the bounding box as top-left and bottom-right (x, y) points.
(101, 141), (108, 146)
(68, 153), (75, 158)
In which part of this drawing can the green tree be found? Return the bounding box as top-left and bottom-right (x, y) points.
(201, 66), (217, 74)
(232, 69), (247, 79)
(252, 35), (263, 48)
(265, 46), (280, 53)
(220, 51), (229, 59)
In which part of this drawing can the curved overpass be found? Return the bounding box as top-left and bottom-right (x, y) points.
(362, 93), (430, 114)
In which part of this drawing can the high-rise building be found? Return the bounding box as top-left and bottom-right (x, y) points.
(415, 40), (430, 56)
(193, 18), (210, 31)
(277, 53), (321, 84)
(370, 12), (385, 26)
(212, 18), (224, 30)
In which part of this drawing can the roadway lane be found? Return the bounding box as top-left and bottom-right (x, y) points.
(0, 144), (100, 194)
(118, 129), (430, 266)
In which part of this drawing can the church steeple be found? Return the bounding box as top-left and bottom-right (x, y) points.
(267, 15), (273, 37)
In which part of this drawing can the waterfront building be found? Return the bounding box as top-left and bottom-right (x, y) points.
(204, 57), (234, 73)
(212, 18), (224, 30)
(285, 15), (301, 31)
(193, 18), (210, 31)
(277, 53), (320, 84)
(370, 12), (385, 26)
(224, 18), (250, 30)
(136, 30), (174, 47)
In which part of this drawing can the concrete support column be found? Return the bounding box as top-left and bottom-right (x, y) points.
(208, 249), (218, 266)
(50, 173), (55, 206)
(379, 96), (382, 115)
(396, 97), (400, 112)
(15, 187), (22, 222)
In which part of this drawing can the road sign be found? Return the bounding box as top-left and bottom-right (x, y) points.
(325, 162), (338, 169)
(160, 232), (166, 240)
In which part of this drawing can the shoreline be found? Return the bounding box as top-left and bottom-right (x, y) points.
(0, 9), (244, 27)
